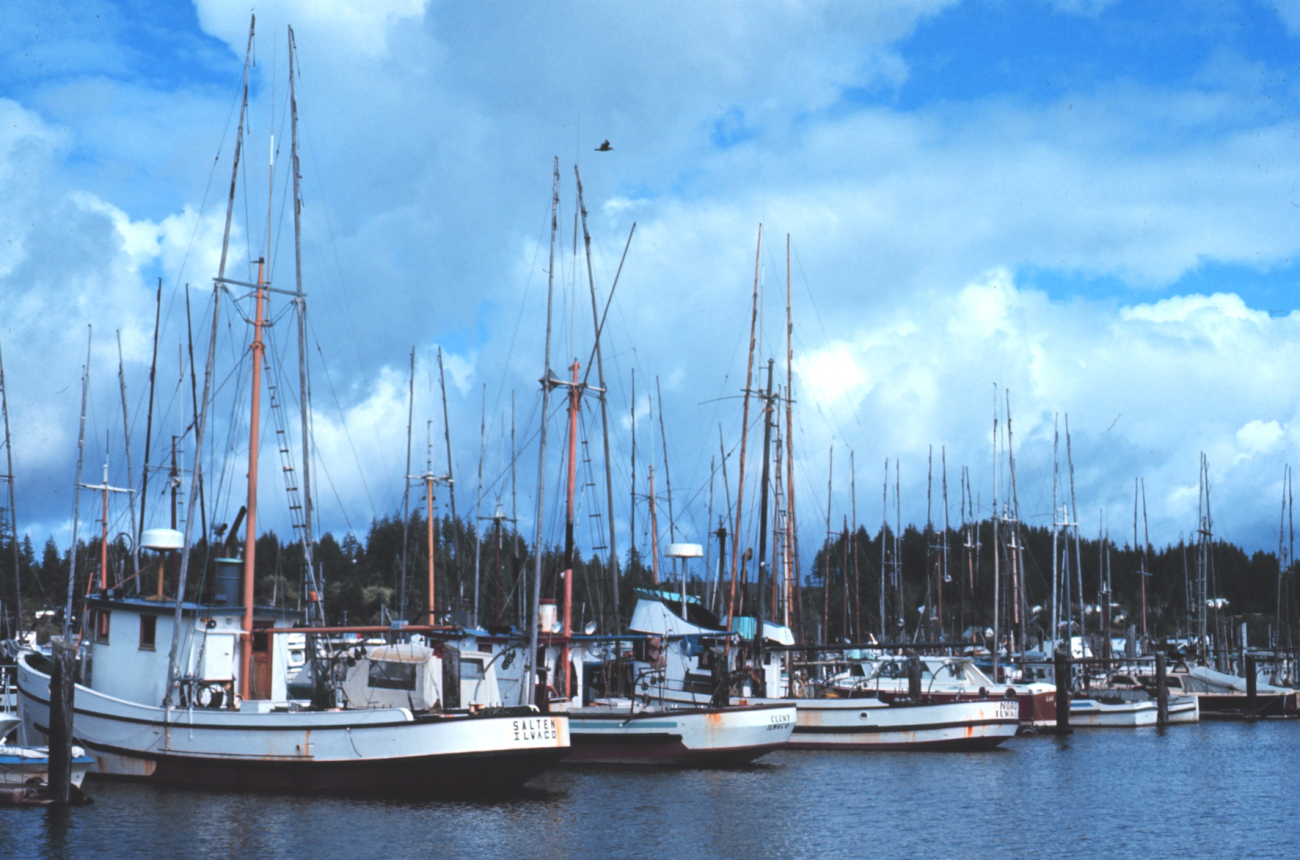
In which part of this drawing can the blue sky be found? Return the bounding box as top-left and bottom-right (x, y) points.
(5, 0), (1300, 578)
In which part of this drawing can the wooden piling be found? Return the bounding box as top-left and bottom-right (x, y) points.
(441, 644), (460, 710)
(1246, 653), (1257, 712)
(1155, 651), (1169, 725)
(48, 636), (76, 805)
(1053, 648), (1071, 734)
(908, 655), (922, 701)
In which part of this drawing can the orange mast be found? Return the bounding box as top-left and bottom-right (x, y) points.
(561, 359), (580, 699)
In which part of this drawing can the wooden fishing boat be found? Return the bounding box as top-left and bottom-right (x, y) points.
(564, 701), (795, 765)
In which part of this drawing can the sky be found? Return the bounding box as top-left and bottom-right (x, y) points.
(4, 0), (1300, 585)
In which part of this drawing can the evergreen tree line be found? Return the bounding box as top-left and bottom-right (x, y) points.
(1, 507), (1293, 648)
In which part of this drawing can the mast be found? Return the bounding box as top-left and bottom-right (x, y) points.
(824, 446), (833, 642)
(1065, 416), (1084, 655)
(755, 360), (774, 654)
(574, 166), (620, 635)
(1006, 389), (1026, 659)
(1141, 477), (1150, 655)
(289, 26), (318, 624)
(473, 383), (486, 625)
(0, 341), (20, 627)
(648, 465), (659, 585)
(400, 349), (414, 617)
(165, 16), (254, 707)
(881, 459), (888, 641)
(241, 17), (278, 702)
(784, 236), (800, 643)
(656, 377), (676, 577)
(116, 332), (140, 580)
(728, 225), (762, 632)
(630, 370), (636, 587)
(524, 158), (560, 706)
(139, 279), (162, 579)
(561, 360), (581, 698)
(940, 446), (949, 642)
(437, 347), (460, 614)
(991, 384), (1001, 682)
(65, 327), (92, 637)
(1052, 415), (1060, 649)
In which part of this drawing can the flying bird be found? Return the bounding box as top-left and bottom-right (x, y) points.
(595, 140), (613, 152)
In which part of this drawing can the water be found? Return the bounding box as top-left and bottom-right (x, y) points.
(2, 722), (1297, 859)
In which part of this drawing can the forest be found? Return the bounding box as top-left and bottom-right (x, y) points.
(0, 508), (1292, 649)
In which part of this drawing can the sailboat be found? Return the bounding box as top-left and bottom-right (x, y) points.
(16, 20), (568, 794)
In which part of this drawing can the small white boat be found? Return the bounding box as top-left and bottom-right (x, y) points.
(1167, 694), (1200, 724)
(0, 714), (93, 788)
(1069, 697), (1157, 727)
(564, 701), (796, 765)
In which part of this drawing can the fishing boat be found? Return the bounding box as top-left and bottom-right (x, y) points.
(623, 590), (1020, 751)
(564, 700), (795, 765)
(1068, 695), (1157, 727)
(828, 655), (1057, 728)
(17, 19), (570, 795)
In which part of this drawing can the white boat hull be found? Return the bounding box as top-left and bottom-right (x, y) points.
(565, 702), (796, 765)
(758, 696), (1020, 750)
(17, 653), (569, 793)
(1069, 698), (1158, 727)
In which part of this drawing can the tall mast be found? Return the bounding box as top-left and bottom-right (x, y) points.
(574, 167), (620, 635)
(116, 332), (140, 580)
(0, 341), (20, 628)
(561, 360), (581, 698)
(823, 446), (833, 642)
(630, 370), (636, 585)
(881, 459), (888, 641)
(1052, 415), (1060, 649)
(437, 346), (460, 608)
(784, 235), (800, 644)
(656, 377), (676, 577)
(1141, 477), (1150, 655)
(1065, 416), (1083, 654)
(289, 25), (318, 623)
(473, 383), (486, 625)
(648, 465), (659, 585)
(940, 446), (949, 642)
(139, 279), (162, 579)
(238, 117), (274, 701)
(991, 384), (1001, 681)
(65, 327), (92, 637)
(851, 452), (859, 642)
(400, 348), (414, 617)
(524, 158), (560, 705)
(728, 226), (762, 632)
(165, 16), (254, 707)
(754, 360), (775, 653)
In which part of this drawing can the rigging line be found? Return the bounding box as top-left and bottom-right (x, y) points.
(790, 240), (859, 438)
(298, 119), (394, 498)
(307, 320), (378, 518)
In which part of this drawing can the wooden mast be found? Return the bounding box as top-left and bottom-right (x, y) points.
(728, 226), (762, 632)
(65, 326), (91, 637)
(525, 158), (560, 706)
(561, 360), (580, 698)
(437, 347), (460, 614)
(784, 235), (800, 643)
(574, 167), (620, 635)
(0, 341), (20, 627)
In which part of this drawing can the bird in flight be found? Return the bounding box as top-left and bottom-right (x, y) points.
(595, 140), (613, 151)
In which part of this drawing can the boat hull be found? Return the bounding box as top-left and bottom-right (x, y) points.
(772, 697), (1020, 751)
(564, 703), (795, 765)
(0, 746), (93, 788)
(1069, 699), (1157, 727)
(17, 654), (569, 795)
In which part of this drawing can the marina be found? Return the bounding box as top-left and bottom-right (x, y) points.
(4, 2), (1300, 856)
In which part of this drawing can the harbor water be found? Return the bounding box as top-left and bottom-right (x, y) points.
(3, 721), (1295, 859)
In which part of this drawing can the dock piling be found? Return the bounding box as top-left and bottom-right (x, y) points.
(48, 636), (76, 805)
(442, 644), (460, 710)
(1246, 653), (1257, 712)
(1053, 648), (1071, 734)
(1155, 651), (1168, 725)
(907, 655), (921, 701)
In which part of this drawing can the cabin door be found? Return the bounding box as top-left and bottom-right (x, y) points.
(251, 626), (272, 700)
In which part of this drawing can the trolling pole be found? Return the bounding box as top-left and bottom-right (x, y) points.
(575, 167), (623, 635)
(754, 360), (775, 657)
(116, 333), (140, 579)
(728, 226), (762, 634)
(0, 342), (20, 628)
(400, 349), (414, 617)
(139, 280), (162, 582)
(436, 347), (461, 615)
(164, 16), (254, 708)
(66, 327), (92, 637)
(525, 159), (561, 706)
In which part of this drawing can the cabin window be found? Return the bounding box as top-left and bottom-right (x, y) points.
(91, 609), (110, 643)
(139, 615), (156, 650)
(368, 660), (417, 691)
(460, 659), (484, 681)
